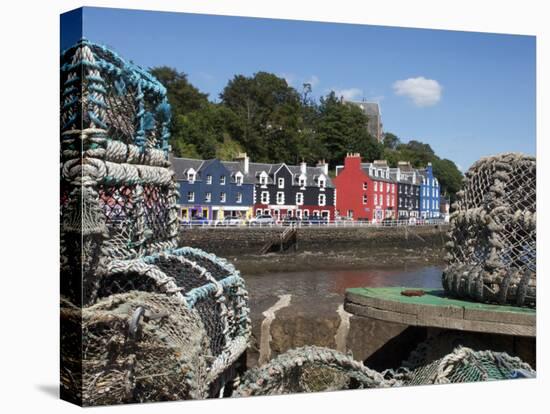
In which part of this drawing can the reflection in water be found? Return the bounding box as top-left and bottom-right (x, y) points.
(244, 266), (443, 301)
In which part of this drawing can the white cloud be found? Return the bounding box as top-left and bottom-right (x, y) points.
(330, 87), (363, 101)
(305, 75), (320, 88)
(393, 77), (442, 107)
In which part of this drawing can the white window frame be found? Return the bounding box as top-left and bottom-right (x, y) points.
(235, 172), (243, 186)
(362, 194), (368, 205)
(299, 174), (306, 188)
(236, 192), (242, 203)
(374, 182), (378, 192)
(278, 177), (285, 188)
(261, 191), (269, 204)
(187, 191), (195, 202)
(220, 176), (226, 185)
(276, 191), (284, 205)
(319, 176), (326, 189)
(259, 171), (268, 187)
(319, 194), (326, 206)
(220, 192), (226, 203)
(363, 182), (368, 190)
(296, 192), (304, 205)
(187, 169), (196, 183)
(206, 174), (212, 185)
(205, 192), (212, 202)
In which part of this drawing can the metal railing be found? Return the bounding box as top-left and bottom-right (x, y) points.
(179, 218), (448, 229)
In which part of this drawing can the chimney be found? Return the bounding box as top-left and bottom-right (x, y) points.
(317, 159), (328, 176)
(235, 152), (249, 174)
(344, 153), (362, 170)
(300, 160), (307, 175)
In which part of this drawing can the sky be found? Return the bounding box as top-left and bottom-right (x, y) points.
(62, 7), (536, 171)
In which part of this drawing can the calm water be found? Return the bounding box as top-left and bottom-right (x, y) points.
(244, 265), (443, 302)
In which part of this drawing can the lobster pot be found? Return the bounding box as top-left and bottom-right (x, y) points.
(60, 40), (179, 304)
(443, 153), (536, 307)
(60, 292), (212, 406)
(234, 346), (398, 397)
(92, 247), (251, 384)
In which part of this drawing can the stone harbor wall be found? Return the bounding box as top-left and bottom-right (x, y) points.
(180, 224), (449, 255)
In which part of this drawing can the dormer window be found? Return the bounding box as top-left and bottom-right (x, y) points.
(319, 177), (326, 189)
(187, 168), (196, 183)
(259, 172), (268, 186)
(220, 176), (226, 185)
(206, 174), (212, 185)
(278, 177), (285, 188)
(235, 172), (243, 186)
(299, 175), (306, 188)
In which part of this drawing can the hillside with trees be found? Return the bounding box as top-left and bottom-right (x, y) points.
(150, 67), (462, 199)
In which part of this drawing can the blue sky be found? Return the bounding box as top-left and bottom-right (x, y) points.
(64, 7), (536, 171)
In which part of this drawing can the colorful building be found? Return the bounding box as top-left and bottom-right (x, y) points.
(172, 156), (254, 221)
(249, 158), (335, 220)
(418, 162), (441, 218)
(333, 154), (396, 222)
(390, 161), (421, 219)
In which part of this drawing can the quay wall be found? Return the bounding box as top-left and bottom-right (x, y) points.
(179, 224), (450, 255)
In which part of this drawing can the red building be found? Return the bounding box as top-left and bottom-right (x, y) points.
(333, 154), (396, 222)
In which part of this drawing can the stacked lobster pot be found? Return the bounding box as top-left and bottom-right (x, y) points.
(60, 40), (250, 405)
(442, 153), (536, 307)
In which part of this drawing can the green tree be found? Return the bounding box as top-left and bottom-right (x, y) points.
(220, 72), (303, 163)
(383, 132), (400, 149)
(432, 158), (464, 201)
(316, 92), (382, 166)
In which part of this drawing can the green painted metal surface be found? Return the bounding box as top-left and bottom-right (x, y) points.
(346, 287), (536, 315)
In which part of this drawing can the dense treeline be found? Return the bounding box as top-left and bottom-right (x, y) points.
(150, 67), (462, 199)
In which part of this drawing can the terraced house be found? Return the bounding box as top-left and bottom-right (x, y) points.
(333, 154), (396, 222)
(418, 162), (441, 218)
(172, 156), (255, 221)
(250, 158), (335, 220)
(390, 161), (421, 220)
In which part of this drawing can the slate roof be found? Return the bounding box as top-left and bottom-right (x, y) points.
(171, 156), (333, 188)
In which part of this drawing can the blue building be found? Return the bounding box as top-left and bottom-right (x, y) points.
(418, 162), (441, 219)
(171, 156), (255, 221)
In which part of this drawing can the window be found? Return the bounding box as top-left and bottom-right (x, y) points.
(363, 195), (368, 205)
(236, 174), (243, 185)
(278, 177), (285, 188)
(319, 194), (326, 206)
(261, 191), (269, 204)
(296, 193), (304, 205)
(187, 191), (195, 202)
(206, 175), (212, 185)
(392, 184), (395, 193)
(187, 171), (196, 183)
(347, 210), (353, 218)
(386, 183), (390, 192)
(391, 195), (395, 207)
(236, 192), (242, 203)
(299, 176), (306, 187)
(386, 195), (390, 205)
(399, 198), (403, 208)
(205, 192), (212, 202)
(416, 200), (419, 208)
(220, 176), (226, 185)
(319, 178), (326, 189)
(220, 192), (226, 203)
(399, 185), (402, 193)
(276, 191), (284, 205)
(363, 182), (368, 190)
(374, 182), (378, 192)
(260, 174), (268, 186)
